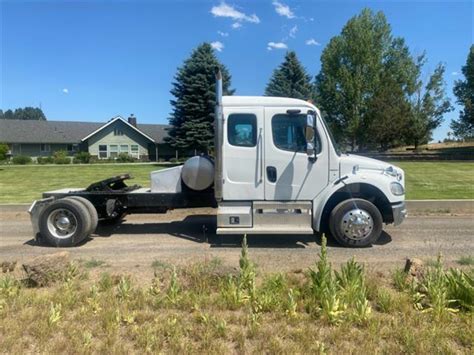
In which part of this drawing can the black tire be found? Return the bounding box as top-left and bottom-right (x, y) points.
(38, 198), (92, 247)
(329, 198), (383, 247)
(65, 196), (99, 235)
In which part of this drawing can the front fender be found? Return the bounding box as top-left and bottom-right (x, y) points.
(312, 172), (403, 231)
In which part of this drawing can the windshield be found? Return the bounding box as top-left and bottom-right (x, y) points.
(320, 114), (342, 156)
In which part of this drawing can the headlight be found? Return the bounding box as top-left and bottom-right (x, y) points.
(390, 182), (405, 196)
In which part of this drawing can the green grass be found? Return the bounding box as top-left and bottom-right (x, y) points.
(0, 164), (163, 203)
(392, 162), (474, 200)
(0, 161), (472, 203)
(457, 256), (474, 266)
(81, 258), (108, 269)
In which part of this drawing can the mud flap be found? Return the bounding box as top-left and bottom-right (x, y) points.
(28, 197), (55, 242)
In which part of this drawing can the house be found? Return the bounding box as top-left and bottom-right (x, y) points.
(0, 115), (177, 161)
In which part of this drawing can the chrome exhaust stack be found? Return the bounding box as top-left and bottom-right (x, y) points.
(214, 69), (224, 201)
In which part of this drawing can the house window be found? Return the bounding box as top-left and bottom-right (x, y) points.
(12, 144), (21, 154)
(67, 144), (78, 152)
(109, 145), (118, 158)
(98, 145), (108, 158)
(114, 128), (124, 136)
(120, 144), (129, 154)
(40, 144), (51, 153)
(131, 144), (139, 158)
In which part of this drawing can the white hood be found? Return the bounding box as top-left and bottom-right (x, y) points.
(341, 154), (391, 171)
(339, 154), (404, 184)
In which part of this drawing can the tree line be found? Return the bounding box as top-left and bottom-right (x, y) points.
(167, 8), (473, 153)
(0, 107), (47, 121)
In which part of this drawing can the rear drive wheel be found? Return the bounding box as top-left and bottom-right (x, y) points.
(38, 198), (92, 247)
(329, 198), (382, 247)
(65, 196), (98, 235)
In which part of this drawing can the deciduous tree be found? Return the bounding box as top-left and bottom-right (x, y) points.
(405, 61), (452, 149)
(450, 45), (473, 139)
(316, 9), (419, 151)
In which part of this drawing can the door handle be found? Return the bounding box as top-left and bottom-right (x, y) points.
(266, 166), (277, 183)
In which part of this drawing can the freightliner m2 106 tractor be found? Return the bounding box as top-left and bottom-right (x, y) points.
(29, 71), (407, 248)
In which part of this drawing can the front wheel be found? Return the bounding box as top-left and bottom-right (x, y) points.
(329, 198), (383, 247)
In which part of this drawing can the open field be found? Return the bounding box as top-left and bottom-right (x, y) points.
(0, 161), (472, 203)
(0, 164), (164, 204)
(0, 237), (472, 353)
(393, 162), (474, 200)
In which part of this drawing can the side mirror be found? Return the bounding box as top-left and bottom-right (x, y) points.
(305, 114), (316, 161)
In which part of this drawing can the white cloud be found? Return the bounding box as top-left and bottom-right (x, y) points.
(267, 42), (288, 51)
(62, 88), (69, 94)
(217, 30), (229, 37)
(305, 38), (320, 46)
(211, 2), (260, 24)
(272, 1), (295, 19)
(211, 41), (224, 52)
(289, 25), (298, 38)
(451, 71), (459, 76)
(231, 22), (242, 29)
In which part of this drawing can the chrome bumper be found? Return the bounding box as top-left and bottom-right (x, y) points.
(391, 201), (407, 226)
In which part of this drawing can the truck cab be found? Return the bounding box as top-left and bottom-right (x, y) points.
(214, 94), (406, 247)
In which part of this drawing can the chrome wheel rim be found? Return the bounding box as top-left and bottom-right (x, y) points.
(47, 208), (78, 239)
(340, 208), (374, 240)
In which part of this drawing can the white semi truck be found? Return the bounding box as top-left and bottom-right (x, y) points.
(29, 71), (407, 248)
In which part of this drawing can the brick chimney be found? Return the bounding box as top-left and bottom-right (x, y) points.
(128, 114), (137, 127)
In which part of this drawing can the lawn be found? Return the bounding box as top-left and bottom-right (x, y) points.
(0, 164), (162, 204)
(0, 162), (472, 203)
(393, 161), (474, 200)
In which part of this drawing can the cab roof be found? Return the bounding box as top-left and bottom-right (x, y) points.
(222, 96), (317, 109)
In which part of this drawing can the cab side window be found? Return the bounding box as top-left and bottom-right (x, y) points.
(228, 114), (257, 147)
(271, 114), (321, 153)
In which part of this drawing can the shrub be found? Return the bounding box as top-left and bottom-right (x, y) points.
(116, 152), (135, 163)
(53, 150), (71, 164)
(73, 151), (91, 164)
(0, 143), (9, 161)
(37, 156), (54, 164)
(12, 155), (32, 165)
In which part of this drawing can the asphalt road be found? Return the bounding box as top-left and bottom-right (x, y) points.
(0, 208), (473, 276)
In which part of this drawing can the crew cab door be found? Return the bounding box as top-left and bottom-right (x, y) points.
(222, 107), (265, 200)
(264, 107), (329, 200)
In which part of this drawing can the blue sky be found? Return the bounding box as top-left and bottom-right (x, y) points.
(1, 0), (472, 141)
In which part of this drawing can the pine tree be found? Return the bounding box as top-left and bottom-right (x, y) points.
(167, 43), (234, 152)
(450, 45), (474, 139)
(265, 51), (313, 100)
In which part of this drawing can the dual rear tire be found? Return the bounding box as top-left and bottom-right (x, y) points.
(38, 197), (98, 247)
